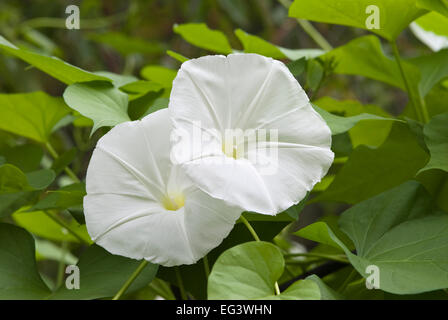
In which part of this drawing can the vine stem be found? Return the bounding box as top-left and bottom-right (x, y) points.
(278, 0), (333, 51)
(112, 260), (149, 300)
(390, 41), (430, 123)
(43, 211), (89, 245)
(175, 267), (188, 300)
(45, 142), (81, 183)
(284, 252), (349, 263)
(239, 215), (281, 296)
(239, 215), (260, 242)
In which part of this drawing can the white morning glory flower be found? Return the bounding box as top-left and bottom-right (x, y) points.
(169, 53), (334, 215)
(84, 109), (241, 267)
(410, 12), (448, 52)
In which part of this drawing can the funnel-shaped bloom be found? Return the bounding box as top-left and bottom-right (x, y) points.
(84, 109), (241, 267)
(169, 53), (334, 215)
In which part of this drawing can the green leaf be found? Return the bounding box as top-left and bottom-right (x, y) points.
(313, 104), (397, 136)
(63, 82), (130, 133)
(305, 275), (344, 300)
(0, 92), (70, 143)
(0, 223), (51, 299)
(0, 144), (43, 172)
(88, 32), (164, 56)
(0, 35), (110, 85)
(419, 112), (448, 173)
(29, 183), (85, 212)
(93, 71), (137, 88)
(173, 23), (233, 54)
(417, 0), (448, 17)
(323, 35), (420, 91)
(339, 181), (448, 294)
(235, 29), (324, 60)
(12, 209), (92, 244)
(50, 245), (158, 300)
(208, 241), (320, 299)
(314, 97), (393, 147)
(314, 123), (428, 204)
(0, 164), (55, 193)
(140, 65), (177, 88)
(289, 0), (426, 41)
(50, 148), (77, 175)
(0, 191), (39, 218)
(410, 49), (448, 97)
(158, 221), (290, 299)
(166, 50), (189, 63)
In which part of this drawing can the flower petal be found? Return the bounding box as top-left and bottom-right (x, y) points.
(170, 53), (334, 214)
(85, 109), (241, 266)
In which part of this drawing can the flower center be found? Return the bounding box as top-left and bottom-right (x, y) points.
(222, 139), (241, 159)
(162, 192), (185, 211)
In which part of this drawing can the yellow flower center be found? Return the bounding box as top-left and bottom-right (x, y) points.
(162, 193), (185, 211)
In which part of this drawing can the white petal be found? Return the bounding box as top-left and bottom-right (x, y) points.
(170, 53), (334, 214)
(410, 22), (448, 52)
(85, 109), (241, 266)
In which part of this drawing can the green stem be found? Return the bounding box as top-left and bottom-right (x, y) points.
(56, 241), (68, 288)
(113, 260), (149, 300)
(284, 252), (349, 263)
(278, 0), (333, 51)
(390, 41), (429, 123)
(239, 215), (260, 242)
(43, 211), (89, 245)
(175, 267), (187, 300)
(203, 255), (210, 279)
(45, 142), (80, 183)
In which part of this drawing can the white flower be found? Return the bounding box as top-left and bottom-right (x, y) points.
(84, 109), (241, 267)
(169, 53), (334, 215)
(410, 13), (448, 52)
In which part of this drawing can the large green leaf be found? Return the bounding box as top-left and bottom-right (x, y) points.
(0, 144), (43, 172)
(173, 23), (233, 54)
(289, 0), (426, 40)
(50, 245), (158, 300)
(208, 241), (320, 300)
(314, 123), (428, 204)
(63, 82), (130, 133)
(419, 112), (448, 172)
(234, 29), (324, 60)
(417, 0), (448, 17)
(339, 181), (448, 294)
(157, 220), (290, 299)
(0, 35), (109, 85)
(0, 92), (70, 143)
(0, 223), (51, 299)
(323, 36), (420, 92)
(12, 209), (91, 244)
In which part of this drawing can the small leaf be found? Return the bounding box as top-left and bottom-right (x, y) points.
(63, 82), (130, 133)
(173, 23), (233, 54)
(140, 65), (177, 88)
(0, 164), (55, 193)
